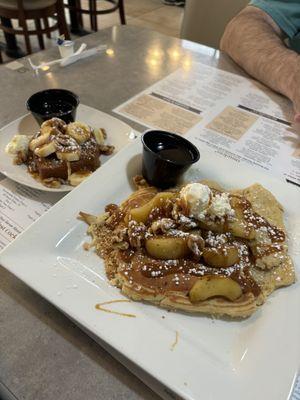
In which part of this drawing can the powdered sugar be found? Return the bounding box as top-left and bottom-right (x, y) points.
(209, 192), (235, 219)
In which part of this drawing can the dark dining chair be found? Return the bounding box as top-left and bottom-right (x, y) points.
(65, 0), (126, 32)
(0, 0), (70, 55)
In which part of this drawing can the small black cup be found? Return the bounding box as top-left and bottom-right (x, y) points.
(26, 89), (79, 125)
(141, 130), (200, 189)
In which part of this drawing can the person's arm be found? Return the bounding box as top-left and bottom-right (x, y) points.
(220, 6), (300, 121)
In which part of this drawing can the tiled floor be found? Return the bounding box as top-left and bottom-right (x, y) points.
(0, 0), (184, 63)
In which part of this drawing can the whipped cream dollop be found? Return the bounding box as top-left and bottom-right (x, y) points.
(180, 183), (235, 220)
(180, 183), (212, 219)
(209, 192), (235, 218)
(5, 134), (30, 155)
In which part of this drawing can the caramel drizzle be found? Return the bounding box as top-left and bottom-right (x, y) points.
(102, 191), (284, 298)
(95, 300), (136, 318)
(236, 195), (285, 242)
(170, 331), (179, 351)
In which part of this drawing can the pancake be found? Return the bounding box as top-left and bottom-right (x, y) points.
(80, 178), (295, 318)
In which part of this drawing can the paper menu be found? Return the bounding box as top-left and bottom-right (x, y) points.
(186, 78), (300, 186)
(0, 178), (63, 250)
(114, 63), (246, 135)
(292, 374), (300, 400)
(114, 61), (300, 187)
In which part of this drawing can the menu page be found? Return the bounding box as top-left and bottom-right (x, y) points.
(0, 178), (63, 250)
(114, 63), (246, 135)
(114, 61), (300, 186)
(292, 375), (300, 400)
(187, 78), (300, 186)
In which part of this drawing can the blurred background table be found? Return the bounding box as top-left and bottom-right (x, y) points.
(0, 25), (244, 400)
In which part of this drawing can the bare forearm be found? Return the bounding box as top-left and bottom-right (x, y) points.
(220, 6), (300, 107)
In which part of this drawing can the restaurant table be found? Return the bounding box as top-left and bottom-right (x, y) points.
(0, 4), (87, 60)
(0, 25), (261, 400)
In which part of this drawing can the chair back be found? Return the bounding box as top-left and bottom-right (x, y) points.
(180, 0), (249, 49)
(16, 0), (26, 18)
(16, 0), (24, 8)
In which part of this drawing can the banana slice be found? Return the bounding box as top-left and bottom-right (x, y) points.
(56, 150), (80, 162)
(29, 133), (50, 151)
(41, 118), (66, 135)
(40, 125), (61, 137)
(34, 140), (56, 157)
(93, 128), (105, 145)
(66, 122), (91, 144)
(69, 171), (91, 186)
(54, 133), (80, 161)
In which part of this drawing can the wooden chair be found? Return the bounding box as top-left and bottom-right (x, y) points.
(0, 0), (70, 55)
(66, 0), (126, 32)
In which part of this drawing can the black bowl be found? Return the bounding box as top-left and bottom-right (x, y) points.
(26, 89), (79, 125)
(141, 130), (200, 189)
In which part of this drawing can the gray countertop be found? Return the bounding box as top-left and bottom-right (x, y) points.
(0, 25), (246, 400)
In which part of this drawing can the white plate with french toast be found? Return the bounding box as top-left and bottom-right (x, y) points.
(0, 104), (135, 192)
(0, 139), (299, 400)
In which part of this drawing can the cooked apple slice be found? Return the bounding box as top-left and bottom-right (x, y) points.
(202, 245), (239, 267)
(228, 220), (255, 239)
(227, 196), (255, 239)
(130, 192), (175, 224)
(198, 195), (255, 239)
(189, 276), (242, 302)
(145, 236), (189, 259)
(122, 187), (157, 215)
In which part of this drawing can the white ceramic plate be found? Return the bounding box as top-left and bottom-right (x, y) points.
(0, 104), (135, 192)
(0, 139), (299, 400)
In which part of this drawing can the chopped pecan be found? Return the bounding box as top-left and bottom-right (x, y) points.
(150, 218), (177, 234)
(113, 227), (128, 242)
(113, 241), (129, 250)
(105, 204), (125, 228)
(187, 233), (205, 260)
(99, 144), (114, 155)
(79, 211), (109, 226)
(13, 150), (28, 165)
(172, 201), (198, 230)
(133, 175), (150, 189)
(127, 220), (147, 248)
(78, 211), (97, 225)
(111, 227), (129, 249)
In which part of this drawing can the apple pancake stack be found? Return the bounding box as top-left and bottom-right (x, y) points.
(80, 177), (295, 318)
